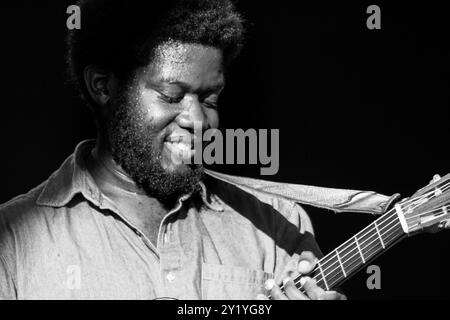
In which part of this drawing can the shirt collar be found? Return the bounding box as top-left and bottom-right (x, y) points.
(36, 139), (224, 212)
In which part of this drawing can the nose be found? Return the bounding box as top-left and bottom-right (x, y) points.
(175, 95), (209, 132)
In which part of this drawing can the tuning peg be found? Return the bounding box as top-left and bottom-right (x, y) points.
(432, 174), (441, 183)
(428, 174), (443, 197)
(438, 219), (450, 230)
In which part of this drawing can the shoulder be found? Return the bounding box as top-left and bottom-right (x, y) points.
(0, 182), (49, 289)
(204, 170), (323, 262)
(0, 180), (59, 256)
(0, 182), (47, 226)
(204, 170), (314, 234)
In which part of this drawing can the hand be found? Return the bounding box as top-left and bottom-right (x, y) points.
(257, 251), (347, 300)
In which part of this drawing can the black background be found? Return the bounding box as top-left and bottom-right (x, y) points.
(0, 1), (449, 299)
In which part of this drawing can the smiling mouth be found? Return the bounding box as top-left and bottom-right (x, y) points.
(164, 140), (196, 162)
(165, 135), (193, 144)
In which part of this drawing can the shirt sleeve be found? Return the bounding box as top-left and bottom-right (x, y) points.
(0, 253), (17, 300)
(274, 203), (347, 297)
(0, 205), (18, 300)
(273, 202), (324, 283)
(276, 202), (323, 257)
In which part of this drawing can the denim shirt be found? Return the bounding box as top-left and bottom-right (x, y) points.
(0, 140), (398, 300)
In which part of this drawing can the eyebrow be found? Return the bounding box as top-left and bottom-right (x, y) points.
(163, 79), (225, 94)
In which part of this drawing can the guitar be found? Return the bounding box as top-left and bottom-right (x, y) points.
(271, 174), (450, 298)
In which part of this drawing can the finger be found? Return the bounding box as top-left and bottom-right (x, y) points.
(282, 259), (299, 278)
(265, 279), (288, 300)
(283, 278), (309, 300)
(271, 285), (288, 300)
(300, 276), (325, 300)
(439, 219), (450, 230)
(297, 251), (318, 274)
(256, 294), (269, 300)
(318, 291), (347, 300)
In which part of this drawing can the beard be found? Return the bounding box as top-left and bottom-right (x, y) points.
(104, 88), (204, 204)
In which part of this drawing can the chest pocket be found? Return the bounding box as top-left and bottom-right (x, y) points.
(201, 263), (273, 300)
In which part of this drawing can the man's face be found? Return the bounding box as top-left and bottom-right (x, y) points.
(106, 41), (224, 202)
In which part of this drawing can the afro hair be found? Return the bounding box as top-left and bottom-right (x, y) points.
(66, 0), (246, 105)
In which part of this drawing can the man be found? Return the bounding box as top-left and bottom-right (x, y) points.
(0, 0), (395, 300)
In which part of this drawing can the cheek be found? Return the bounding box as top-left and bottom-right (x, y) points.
(205, 108), (219, 128)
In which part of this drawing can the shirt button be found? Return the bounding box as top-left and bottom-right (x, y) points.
(166, 272), (176, 283)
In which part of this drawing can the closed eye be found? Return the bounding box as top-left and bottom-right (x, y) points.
(203, 101), (218, 109)
(159, 92), (184, 104)
(201, 93), (220, 109)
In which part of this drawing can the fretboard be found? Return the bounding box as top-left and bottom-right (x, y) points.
(293, 209), (407, 292)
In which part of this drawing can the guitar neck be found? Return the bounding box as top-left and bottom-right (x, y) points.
(294, 208), (407, 292)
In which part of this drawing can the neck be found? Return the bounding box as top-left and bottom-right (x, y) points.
(88, 139), (171, 236)
(90, 139), (146, 195)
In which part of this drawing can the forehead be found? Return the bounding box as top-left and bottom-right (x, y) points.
(143, 41), (225, 89)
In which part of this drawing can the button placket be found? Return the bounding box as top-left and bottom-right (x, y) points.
(166, 272), (176, 283)
(157, 197), (187, 249)
(160, 245), (183, 299)
(99, 194), (161, 257)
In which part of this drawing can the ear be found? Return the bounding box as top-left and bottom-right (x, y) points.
(83, 65), (119, 107)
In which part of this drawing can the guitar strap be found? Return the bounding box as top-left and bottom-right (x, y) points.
(205, 169), (401, 215)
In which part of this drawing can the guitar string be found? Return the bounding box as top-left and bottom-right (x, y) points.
(393, 182), (450, 220)
(323, 202), (450, 290)
(293, 201), (448, 294)
(322, 215), (400, 277)
(305, 210), (398, 277)
(288, 185), (450, 295)
(323, 234), (401, 291)
(417, 180), (450, 199)
(267, 211), (399, 297)
(281, 211), (398, 290)
(326, 230), (406, 291)
(272, 204), (443, 298)
(313, 181), (450, 280)
(268, 218), (401, 298)
(404, 191), (450, 220)
(313, 210), (398, 274)
(322, 224), (403, 288)
(291, 195), (440, 293)
(292, 213), (401, 291)
(405, 204), (450, 222)
(323, 183), (450, 272)
(315, 211), (398, 274)
(406, 192), (450, 219)
(402, 182), (450, 216)
(290, 219), (402, 294)
(270, 181), (450, 297)
(310, 199), (450, 289)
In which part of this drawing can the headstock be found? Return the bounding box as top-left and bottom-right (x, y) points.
(394, 174), (450, 234)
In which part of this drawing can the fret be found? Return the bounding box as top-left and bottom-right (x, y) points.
(335, 249), (347, 278)
(394, 203), (409, 234)
(374, 221), (385, 249)
(354, 236), (366, 264)
(293, 211), (407, 293)
(316, 261), (329, 291)
(379, 214), (404, 246)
